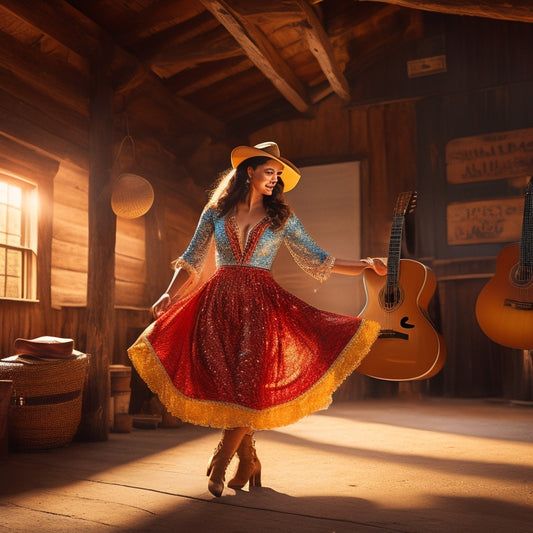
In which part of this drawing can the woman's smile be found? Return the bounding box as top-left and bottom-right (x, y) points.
(250, 159), (283, 196)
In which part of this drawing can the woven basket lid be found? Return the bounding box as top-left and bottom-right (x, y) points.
(111, 173), (154, 219)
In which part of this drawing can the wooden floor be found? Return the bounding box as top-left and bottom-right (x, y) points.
(1, 398), (532, 533)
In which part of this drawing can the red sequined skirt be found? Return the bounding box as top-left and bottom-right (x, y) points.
(128, 266), (380, 429)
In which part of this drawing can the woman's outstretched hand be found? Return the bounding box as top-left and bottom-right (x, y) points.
(152, 293), (171, 319)
(362, 257), (387, 276)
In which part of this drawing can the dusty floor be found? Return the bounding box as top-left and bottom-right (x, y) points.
(1, 398), (532, 533)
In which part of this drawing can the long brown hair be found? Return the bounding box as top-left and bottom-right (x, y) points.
(208, 156), (292, 231)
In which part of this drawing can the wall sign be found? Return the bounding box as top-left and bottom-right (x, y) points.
(446, 128), (533, 184)
(447, 197), (523, 245)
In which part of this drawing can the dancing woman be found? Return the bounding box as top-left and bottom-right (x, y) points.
(128, 141), (386, 497)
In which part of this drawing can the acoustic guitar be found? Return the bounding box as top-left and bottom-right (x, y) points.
(357, 191), (446, 381)
(475, 178), (533, 349)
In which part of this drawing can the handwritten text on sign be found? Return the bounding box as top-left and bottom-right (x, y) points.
(447, 197), (523, 245)
(446, 128), (533, 183)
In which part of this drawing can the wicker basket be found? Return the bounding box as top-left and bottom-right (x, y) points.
(0, 353), (88, 451)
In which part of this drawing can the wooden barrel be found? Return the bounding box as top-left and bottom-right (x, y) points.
(109, 364), (132, 393)
(109, 364), (132, 432)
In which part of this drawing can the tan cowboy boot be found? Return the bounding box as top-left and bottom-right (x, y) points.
(206, 428), (248, 497)
(227, 432), (262, 489)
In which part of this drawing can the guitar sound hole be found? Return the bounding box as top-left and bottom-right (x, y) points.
(380, 285), (403, 311)
(510, 264), (533, 288)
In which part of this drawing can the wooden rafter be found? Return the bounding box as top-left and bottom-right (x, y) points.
(0, 29), (88, 114)
(149, 25), (243, 76)
(198, 0), (310, 113)
(134, 12), (218, 61)
(294, 0), (351, 102)
(1, 0), (226, 139)
(358, 0), (533, 23)
(116, 0), (205, 47)
(0, 0), (100, 58)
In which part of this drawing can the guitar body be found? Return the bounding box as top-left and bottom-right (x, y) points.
(357, 259), (446, 381)
(475, 243), (533, 349)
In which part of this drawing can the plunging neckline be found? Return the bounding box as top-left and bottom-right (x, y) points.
(226, 214), (270, 264)
(230, 214), (268, 253)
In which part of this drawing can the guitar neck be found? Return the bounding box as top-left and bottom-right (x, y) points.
(387, 215), (404, 286)
(519, 178), (533, 268)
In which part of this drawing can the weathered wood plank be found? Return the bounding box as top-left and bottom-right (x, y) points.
(115, 279), (148, 308)
(0, 101), (88, 169)
(359, 0), (533, 23)
(1, 0), (226, 140)
(145, 192), (169, 303)
(199, 0), (310, 112)
(116, 217), (146, 242)
(0, 134), (60, 179)
(51, 268), (87, 299)
(52, 240), (88, 272)
(115, 254), (146, 282)
(115, 233), (145, 260)
(149, 26), (243, 76)
(0, 29), (89, 114)
(168, 56), (251, 96)
(0, 66), (89, 138)
(53, 203), (88, 229)
(0, 0), (101, 58)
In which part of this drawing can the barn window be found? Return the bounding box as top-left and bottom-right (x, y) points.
(0, 176), (37, 300)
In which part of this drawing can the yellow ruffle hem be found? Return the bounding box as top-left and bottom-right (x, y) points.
(127, 318), (380, 430)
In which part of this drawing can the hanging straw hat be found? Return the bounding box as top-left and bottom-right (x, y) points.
(230, 141), (301, 192)
(111, 172), (155, 219)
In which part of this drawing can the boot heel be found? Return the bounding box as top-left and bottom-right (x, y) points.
(228, 433), (262, 489)
(250, 468), (262, 487)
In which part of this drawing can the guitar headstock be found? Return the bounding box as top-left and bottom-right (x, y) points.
(393, 191), (417, 217)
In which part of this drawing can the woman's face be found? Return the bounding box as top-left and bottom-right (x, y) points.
(248, 159), (284, 196)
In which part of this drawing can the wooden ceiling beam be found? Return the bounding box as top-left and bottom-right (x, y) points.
(0, 0), (100, 58)
(168, 57), (252, 97)
(217, 0), (305, 24)
(199, 0), (310, 113)
(357, 0), (533, 23)
(294, 0), (351, 102)
(133, 12), (218, 60)
(0, 29), (89, 115)
(149, 26), (243, 76)
(116, 0), (205, 47)
(0, 0), (226, 139)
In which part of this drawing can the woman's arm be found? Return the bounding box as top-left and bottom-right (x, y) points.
(152, 207), (215, 318)
(332, 257), (387, 277)
(151, 267), (191, 318)
(284, 214), (387, 280)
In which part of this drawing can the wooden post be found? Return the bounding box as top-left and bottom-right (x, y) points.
(80, 38), (115, 441)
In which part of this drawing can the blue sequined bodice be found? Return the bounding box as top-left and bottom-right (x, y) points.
(177, 207), (334, 282)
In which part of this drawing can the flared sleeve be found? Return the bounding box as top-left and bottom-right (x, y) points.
(283, 214), (335, 282)
(173, 207), (215, 277)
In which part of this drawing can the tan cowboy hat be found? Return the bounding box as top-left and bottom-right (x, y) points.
(230, 141), (301, 192)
